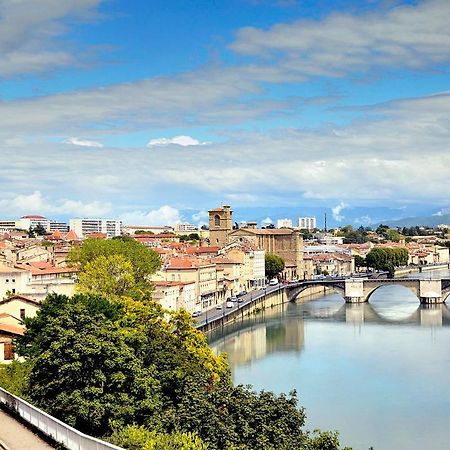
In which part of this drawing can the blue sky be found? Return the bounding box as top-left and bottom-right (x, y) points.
(0, 0), (449, 226)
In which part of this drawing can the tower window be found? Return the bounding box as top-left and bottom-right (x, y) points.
(214, 215), (220, 227)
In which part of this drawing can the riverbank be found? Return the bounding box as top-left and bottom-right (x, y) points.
(395, 263), (450, 276)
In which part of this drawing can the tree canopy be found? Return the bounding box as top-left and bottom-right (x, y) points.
(365, 247), (408, 276)
(265, 253), (285, 279)
(68, 236), (161, 282)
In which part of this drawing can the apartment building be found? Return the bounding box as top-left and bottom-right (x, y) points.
(298, 217), (317, 231)
(69, 218), (122, 238)
(277, 218), (293, 228)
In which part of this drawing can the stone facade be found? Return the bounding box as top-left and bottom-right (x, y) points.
(228, 228), (304, 279)
(208, 205), (233, 247)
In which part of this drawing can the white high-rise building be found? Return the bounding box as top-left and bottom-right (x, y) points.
(276, 218), (292, 228)
(174, 223), (197, 233)
(18, 215), (50, 232)
(69, 218), (122, 238)
(298, 217), (317, 231)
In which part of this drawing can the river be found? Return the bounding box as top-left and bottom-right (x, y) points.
(209, 269), (450, 450)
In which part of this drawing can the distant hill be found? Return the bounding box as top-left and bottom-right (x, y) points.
(384, 213), (450, 228)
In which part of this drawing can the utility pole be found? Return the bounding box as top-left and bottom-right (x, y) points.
(324, 212), (327, 232)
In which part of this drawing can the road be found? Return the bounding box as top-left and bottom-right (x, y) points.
(0, 408), (54, 450)
(195, 284), (283, 328)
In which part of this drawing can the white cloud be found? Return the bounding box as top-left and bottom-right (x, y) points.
(231, 0), (450, 77)
(433, 208), (450, 217)
(0, 191), (112, 217)
(332, 202), (348, 222)
(0, 0), (102, 77)
(64, 137), (104, 148)
(119, 206), (182, 226)
(147, 135), (209, 147)
(191, 210), (209, 223)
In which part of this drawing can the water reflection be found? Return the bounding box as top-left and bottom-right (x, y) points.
(209, 272), (450, 450)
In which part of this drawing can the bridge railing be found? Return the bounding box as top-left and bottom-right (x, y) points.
(0, 386), (124, 450)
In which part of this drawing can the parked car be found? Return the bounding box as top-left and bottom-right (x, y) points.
(216, 304), (222, 309)
(269, 279), (278, 286)
(226, 300), (234, 308)
(192, 311), (202, 317)
(230, 295), (238, 302)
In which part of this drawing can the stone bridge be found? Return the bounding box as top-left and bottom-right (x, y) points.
(287, 278), (450, 304)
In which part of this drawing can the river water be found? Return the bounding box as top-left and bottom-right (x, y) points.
(209, 269), (450, 450)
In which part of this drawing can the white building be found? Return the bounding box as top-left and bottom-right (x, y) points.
(49, 221), (69, 232)
(69, 218), (122, 238)
(17, 215), (50, 232)
(277, 218), (292, 228)
(174, 223), (197, 233)
(298, 217), (317, 230)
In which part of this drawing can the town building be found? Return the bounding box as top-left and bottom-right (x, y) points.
(277, 218), (292, 228)
(17, 215), (50, 232)
(298, 217), (317, 230)
(229, 225), (304, 280)
(174, 223), (197, 233)
(123, 225), (174, 235)
(69, 218), (122, 238)
(49, 221), (70, 232)
(208, 205), (233, 247)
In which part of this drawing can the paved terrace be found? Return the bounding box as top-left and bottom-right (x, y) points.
(0, 408), (54, 450)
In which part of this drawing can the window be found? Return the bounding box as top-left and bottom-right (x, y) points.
(11, 288), (15, 294)
(214, 215), (220, 227)
(20, 309), (25, 319)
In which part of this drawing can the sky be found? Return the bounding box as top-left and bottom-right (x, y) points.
(0, 0), (449, 226)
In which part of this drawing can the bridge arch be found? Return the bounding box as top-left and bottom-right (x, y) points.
(288, 282), (345, 302)
(364, 282), (420, 303)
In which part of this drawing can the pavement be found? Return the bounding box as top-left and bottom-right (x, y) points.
(195, 283), (283, 328)
(0, 408), (54, 450)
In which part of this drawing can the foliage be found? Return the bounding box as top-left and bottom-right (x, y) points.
(354, 255), (366, 269)
(67, 236), (161, 281)
(109, 425), (207, 450)
(303, 430), (351, 450)
(19, 294), (161, 435)
(135, 230), (154, 234)
(179, 233), (201, 243)
(337, 225), (369, 244)
(0, 360), (32, 398)
(365, 247), (408, 276)
(265, 253), (285, 279)
(76, 254), (153, 301)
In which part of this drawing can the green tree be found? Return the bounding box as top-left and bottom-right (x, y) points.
(265, 254), (285, 279)
(108, 425), (207, 450)
(77, 254), (152, 301)
(19, 294), (161, 436)
(354, 255), (366, 271)
(68, 236), (161, 282)
(0, 360), (32, 398)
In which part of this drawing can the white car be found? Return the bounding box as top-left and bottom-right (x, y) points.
(216, 304), (222, 309)
(269, 279), (278, 286)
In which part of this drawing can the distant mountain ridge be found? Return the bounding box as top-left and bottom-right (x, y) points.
(384, 213), (450, 228)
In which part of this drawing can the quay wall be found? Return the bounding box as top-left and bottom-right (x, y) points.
(199, 284), (332, 333)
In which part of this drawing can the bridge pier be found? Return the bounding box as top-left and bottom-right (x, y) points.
(344, 296), (366, 304)
(420, 296), (444, 305)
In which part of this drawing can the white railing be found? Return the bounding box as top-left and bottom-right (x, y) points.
(0, 387), (124, 450)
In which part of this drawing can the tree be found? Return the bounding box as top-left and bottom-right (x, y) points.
(365, 247), (408, 276)
(265, 254), (285, 279)
(77, 254), (154, 301)
(19, 294), (161, 436)
(68, 237), (161, 282)
(34, 223), (48, 236)
(354, 255), (366, 271)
